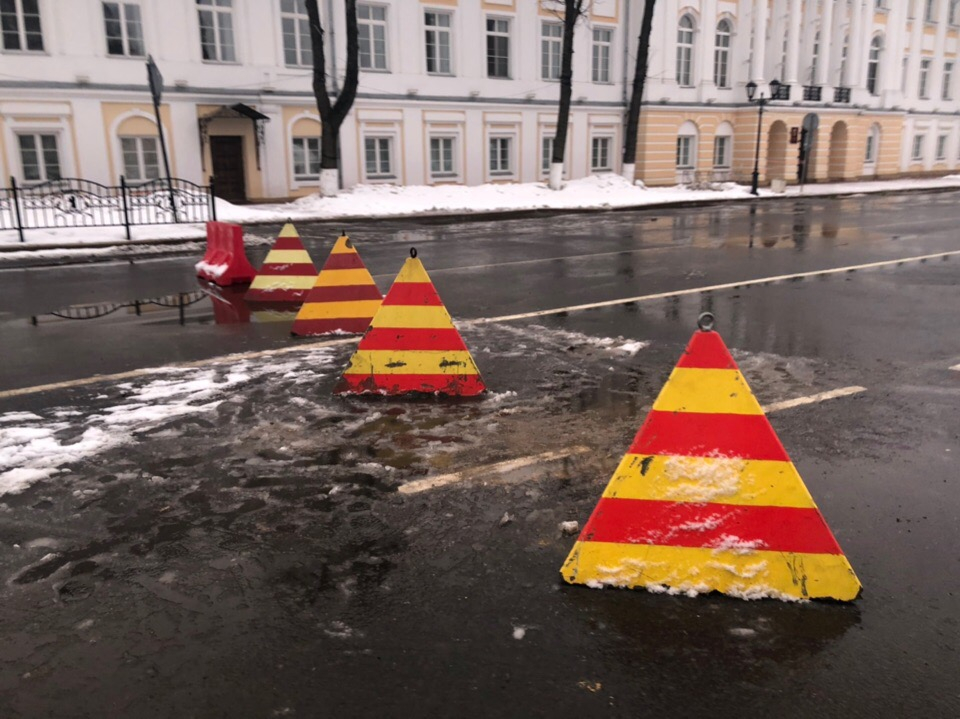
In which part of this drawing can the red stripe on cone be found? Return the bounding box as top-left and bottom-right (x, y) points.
(291, 318), (372, 336)
(581, 497), (843, 555)
(273, 237), (308, 250)
(245, 288), (308, 302)
(631, 411), (789, 461)
(380, 282), (444, 306)
(302, 285), (384, 302)
(335, 373), (485, 396)
(358, 327), (468, 351)
(255, 263), (318, 277)
(675, 331), (738, 370)
(320, 253), (368, 271)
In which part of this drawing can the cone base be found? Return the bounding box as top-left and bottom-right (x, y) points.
(244, 289), (309, 303)
(291, 317), (373, 336)
(335, 373), (486, 397)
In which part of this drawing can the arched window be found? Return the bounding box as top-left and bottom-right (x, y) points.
(867, 35), (883, 95)
(676, 120), (698, 169)
(676, 14), (695, 87)
(713, 121), (734, 172)
(864, 123), (881, 165)
(713, 19), (731, 88)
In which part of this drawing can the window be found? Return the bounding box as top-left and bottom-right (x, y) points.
(936, 134), (948, 160)
(541, 22), (562, 80)
(358, 3), (387, 70)
(591, 137), (612, 171)
(364, 137), (393, 178)
(592, 27), (612, 83)
(292, 136), (320, 180)
(1, 0), (43, 51)
(280, 0), (311, 67)
(839, 34), (848, 85)
(901, 55), (908, 92)
(865, 125), (879, 163)
(430, 137), (456, 178)
(920, 58), (931, 98)
(197, 0), (235, 62)
(676, 135), (694, 169)
(713, 136), (730, 168)
(867, 36), (882, 95)
(676, 14), (694, 87)
(103, 2), (144, 56)
(810, 30), (820, 83)
(541, 136), (555, 174)
(424, 10), (451, 75)
(925, 0), (936, 22)
(943, 61), (954, 100)
(912, 134), (924, 161)
(120, 136), (159, 180)
(713, 19), (730, 88)
(951, 0), (959, 24)
(486, 17), (509, 78)
(17, 133), (60, 182)
(489, 136), (512, 176)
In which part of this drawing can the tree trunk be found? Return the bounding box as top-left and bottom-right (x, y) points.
(306, 0), (359, 197)
(549, 0), (585, 190)
(622, 0), (657, 183)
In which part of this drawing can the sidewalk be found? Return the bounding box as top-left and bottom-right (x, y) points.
(3, 173), (960, 261)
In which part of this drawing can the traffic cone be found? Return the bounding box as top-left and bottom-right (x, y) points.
(561, 313), (861, 602)
(244, 222), (316, 303)
(334, 249), (486, 396)
(291, 234), (383, 337)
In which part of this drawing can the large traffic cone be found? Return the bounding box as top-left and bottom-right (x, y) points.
(334, 249), (486, 396)
(561, 313), (861, 602)
(291, 234), (383, 337)
(244, 222), (316, 303)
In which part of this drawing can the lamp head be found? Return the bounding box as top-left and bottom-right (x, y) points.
(746, 80), (757, 101)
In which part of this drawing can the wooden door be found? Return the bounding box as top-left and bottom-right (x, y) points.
(210, 135), (246, 203)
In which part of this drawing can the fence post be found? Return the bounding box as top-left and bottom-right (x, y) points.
(120, 175), (131, 240)
(10, 176), (25, 243)
(208, 176), (217, 221)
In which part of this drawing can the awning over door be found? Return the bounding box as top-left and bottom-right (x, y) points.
(198, 103), (270, 171)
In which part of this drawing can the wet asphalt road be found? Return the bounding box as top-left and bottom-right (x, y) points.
(0, 193), (959, 717)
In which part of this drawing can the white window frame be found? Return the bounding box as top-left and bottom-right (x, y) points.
(936, 133), (948, 161)
(16, 132), (61, 183)
(119, 136), (160, 181)
(591, 136), (613, 172)
(676, 135), (695, 169)
(865, 126), (879, 164)
(951, 0), (959, 25)
(867, 36), (882, 95)
(713, 19), (731, 88)
(541, 135), (554, 176)
(943, 61), (954, 100)
(358, 3), (388, 71)
(676, 14), (695, 87)
(1, 0), (43, 52)
(592, 26), (612, 84)
(486, 16), (510, 79)
(429, 135), (458, 180)
(712, 135), (731, 169)
(363, 136), (394, 180)
(920, 58), (932, 98)
(103, 1), (145, 57)
(280, 0), (311, 67)
(541, 21), (562, 81)
(925, 0), (937, 23)
(291, 136), (321, 181)
(197, 0), (236, 63)
(810, 30), (820, 84)
(488, 135), (514, 178)
(424, 9), (452, 75)
(911, 134), (925, 161)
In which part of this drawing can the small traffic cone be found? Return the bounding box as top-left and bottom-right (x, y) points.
(561, 313), (861, 602)
(291, 234), (383, 337)
(334, 248), (486, 396)
(244, 222), (316, 303)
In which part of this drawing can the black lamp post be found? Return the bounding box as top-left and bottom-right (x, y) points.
(746, 78), (780, 196)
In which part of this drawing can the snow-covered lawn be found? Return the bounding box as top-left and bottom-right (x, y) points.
(4, 173), (960, 250)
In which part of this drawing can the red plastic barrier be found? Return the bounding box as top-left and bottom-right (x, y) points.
(196, 222), (257, 286)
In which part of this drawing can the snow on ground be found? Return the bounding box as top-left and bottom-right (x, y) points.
(0, 349), (334, 497)
(5, 173), (960, 250)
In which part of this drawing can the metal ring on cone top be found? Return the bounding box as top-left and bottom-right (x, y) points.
(410, 247), (418, 258)
(697, 312), (716, 332)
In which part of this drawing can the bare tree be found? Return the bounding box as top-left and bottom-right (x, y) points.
(548, 0), (588, 190)
(305, 0), (359, 197)
(622, 0), (657, 182)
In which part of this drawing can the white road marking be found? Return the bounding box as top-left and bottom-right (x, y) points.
(398, 446), (591, 495)
(761, 386), (867, 413)
(950, 364), (960, 371)
(471, 250), (960, 323)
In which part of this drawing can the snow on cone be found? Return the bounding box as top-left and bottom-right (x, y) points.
(561, 313), (861, 602)
(244, 222), (317, 303)
(334, 249), (486, 397)
(291, 234), (383, 337)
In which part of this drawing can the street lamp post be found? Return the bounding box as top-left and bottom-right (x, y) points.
(746, 79), (780, 196)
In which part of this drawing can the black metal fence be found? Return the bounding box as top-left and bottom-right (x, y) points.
(0, 176), (217, 243)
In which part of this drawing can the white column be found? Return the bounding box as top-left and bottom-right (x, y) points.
(257, 103), (286, 198)
(881, 2), (905, 104)
(799, 0), (819, 85)
(905, 5), (924, 99)
(815, 0), (835, 87)
(934, 0), (950, 99)
(784, 0), (802, 85)
(698, 0), (718, 95)
(751, 0), (769, 83)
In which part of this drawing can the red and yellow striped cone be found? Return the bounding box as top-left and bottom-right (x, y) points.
(561, 315), (861, 601)
(244, 222), (316, 303)
(291, 234), (383, 337)
(334, 250), (486, 396)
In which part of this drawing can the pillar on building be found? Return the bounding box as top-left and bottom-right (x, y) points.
(751, 0), (768, 83)
(815, 0), (835, 87)
(784, 0), (802, 86)
(698, 0), (718, 102)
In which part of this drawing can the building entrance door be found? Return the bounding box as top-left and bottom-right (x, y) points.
(210, 135), (246, 203)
